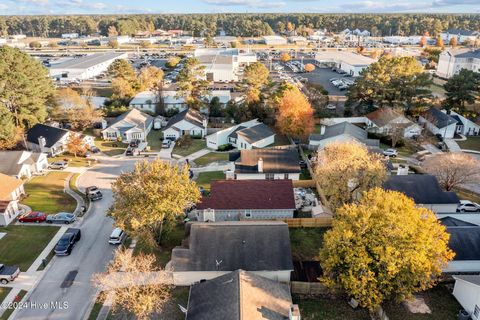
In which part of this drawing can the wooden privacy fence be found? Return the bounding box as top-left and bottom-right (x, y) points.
(291, 281), (329, 295)
(292, 180), (316, 188)
(278, 217), (333, 228)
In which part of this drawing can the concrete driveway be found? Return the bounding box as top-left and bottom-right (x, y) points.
(13, 155), (139, 320)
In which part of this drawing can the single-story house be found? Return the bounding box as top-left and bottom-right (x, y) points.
(445, 224), (480, 273)
(0, 173), (25, 226)
(365, 108), (422, 138)
(102, 108), (153, 143)
(163, 90), (232, 113)
(231, 148), (301, 181)
(162, 108), (207, 140)
(452, 275), (480, 319)
(449, 110), (480, 136)
(129, 90), (159, 114)
(0, 151), (48, 179)
(193, 179), (296, 222)
(166, 221), (294, 286)
(309, 122), (379, 149)
(185, 269), (300, 320)
(383, 174), (460, 213)
(419, 108), (457, 139)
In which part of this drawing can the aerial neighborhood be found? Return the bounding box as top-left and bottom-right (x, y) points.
(1, 9), (480, 320)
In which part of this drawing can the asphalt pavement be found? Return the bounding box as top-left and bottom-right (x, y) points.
(13, 155), (139, 320)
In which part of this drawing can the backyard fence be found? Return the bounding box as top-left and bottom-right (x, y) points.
(292, 180), (316, 188)
(278, 217), (333, 228)
(291, 281), (329, 295)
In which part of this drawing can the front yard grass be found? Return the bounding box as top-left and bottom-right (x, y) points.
(94, 139), (127, 157)
(383, 284), (461, 320)
(0, 290), (27, 320)
(196, 171), (225, 191)
(193, 152), (229, 166)
(146, 130), (164, 151)
(0, 225), (60, 271)
(0, 288), (11, 303)
(23, 171), (76, 214)
(293, 295), (371, 320)
(289, 227), (328, 261)
(48, 154), (92, 167)
(457, 137), (480, 152)
(172, 139), (206, 157)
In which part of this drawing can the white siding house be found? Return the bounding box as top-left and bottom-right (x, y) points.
(0, 173), (25, 226)
(0, 151), (48, 179)
(419, 108), (458, 139)
(437, 49), (480, 79)
(102, 109), (153, 143)
(162, 109), (207, 140)
(449, 110), (480, 136)
(453, 275), (480, 319)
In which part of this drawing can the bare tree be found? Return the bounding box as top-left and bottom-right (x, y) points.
(423, 153), (480, 191)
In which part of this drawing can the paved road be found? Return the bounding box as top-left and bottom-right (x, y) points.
(14, 156), (138, 320)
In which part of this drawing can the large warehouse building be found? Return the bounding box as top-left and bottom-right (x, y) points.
(49, 52), (128, 82)
(315, 51), (376, 76)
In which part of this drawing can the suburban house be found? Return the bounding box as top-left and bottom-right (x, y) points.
(185, 269), (300, 320)
(383, 174), (460, 213)
(27, 124), (93, 156)
(0, 173), (25, 226)
(129, 91), (159, 114)
(436, 49), (480, 79)
(449, 110), (480, 136)
(0, 151), (48, 179)
(365, 108), (422, 138)
(162, 108), (207, 140)
(192, 180), (296, 222)
(419, 108), (458, 139)
(445, 223), (480, 273)
(102, 108), (153, 143)
(231, 148), (301, 181)
(452, 275), (480, 319)
(166, 221), (294, 286)
(309, 122), (380, 149)
(206, 119), (275, 150)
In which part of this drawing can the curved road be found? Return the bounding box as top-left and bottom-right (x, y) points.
(14, 155), (139, 320)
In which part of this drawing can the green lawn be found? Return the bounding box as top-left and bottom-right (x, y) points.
(383, 284), (461, 320)
(0, 290), (27, 320)
(0, 288), (11, 303)
(289, 228), (328, 261)
(94, 139), (127, 156)
(23, 171), (76, 214)
(147, 130), (164, 151)
(193, 152), (230, 166)
(0, 225), (60, 271)
(458, 137), (480, 152)
(48, 155), (92, 167)
(87, 294), (106, 320)
(196, 171), (226, 191)
(455, 188), (480, 203)
(172, 139), (206, 157)
(293, 296), (371, 320)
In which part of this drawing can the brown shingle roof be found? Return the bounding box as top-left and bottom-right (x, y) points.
(197, 179), (295, 210)
(366, 107), (404, 128)
(0, 173), (23, 200)
(235, 148), (301, 174)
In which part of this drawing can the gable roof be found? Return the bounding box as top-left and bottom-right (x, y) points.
(383, 175), (460, 205)
(445, 29), (477, 36)
(0, 173), (23, 200)
(235, 148), (301, 174)
(440, 216), (477, 227)
(453, 275), (480, 287)
(27, 124), (69, 148)
(236, 124), (275, 145)
(366, 108), (408, 127)
(186, 270), (292, 320)
(107, 108), (153, 131)
(455, 49), (480, 59)
(447, 226), (480, 260)
(422, 108), (457, 129)
(163, 108), (206, 131)
(311, 122), (367, 141)
(0, 151), (30, 176)
(169, 221), (293, 272)
(197, 180), (295, 210)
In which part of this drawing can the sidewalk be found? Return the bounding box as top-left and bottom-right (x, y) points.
(176, 148), (211, 163)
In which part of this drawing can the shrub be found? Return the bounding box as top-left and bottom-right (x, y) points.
(218, 144), (234, 151)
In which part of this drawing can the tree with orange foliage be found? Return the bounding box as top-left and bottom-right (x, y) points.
(276, 86), (314, 138)
(304, 63), (315, 72)
(436, 36), (444, 48)
(449, 37), (458, 47)
(419, 36), (427, 47)
(280, 53), (291, 62)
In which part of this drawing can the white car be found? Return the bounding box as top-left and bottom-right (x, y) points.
(49, 161), (68, 170)
(383, 149), (398, 157)
(326, 104), (336, 110)
(457, 200), (480, 212)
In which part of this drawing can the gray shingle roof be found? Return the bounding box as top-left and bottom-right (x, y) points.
(108, 108), (153, 131)
(383, 175), (460, 205)
(186, 270), (292, 320)
(26, 124), (69, 148)
(455, 49), (480, 59)
(445, 29), (477, 36)
(235, 148), (301, 174)
(236, 124), (275, 144)
(453, 275), (480, 286)
(448, 226), (480, 260)
(170, 221), (293, 272)
(49, 53), (126, 70)
(163, 108), (206, 131)
(440, 216), (477, 227)
(422, 108), (457, 129)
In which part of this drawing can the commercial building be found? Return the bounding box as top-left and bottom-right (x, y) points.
(441, 29), (479, 44)
(315, 51), (376, 76)
(261, 35), (288, 46)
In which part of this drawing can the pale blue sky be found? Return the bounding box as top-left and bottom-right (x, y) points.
(1, 0), (480, 15)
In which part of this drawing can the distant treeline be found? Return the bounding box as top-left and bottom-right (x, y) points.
(1, 14), (479, 38)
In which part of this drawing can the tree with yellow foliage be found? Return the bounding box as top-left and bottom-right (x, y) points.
(315, 142), (387, 210)
(304, 63), (315, 72)
(280, 53), (291, 62)
(109, 159), (200, 246)
(275, 86), (314, 138)
(320, 188), (454, 312)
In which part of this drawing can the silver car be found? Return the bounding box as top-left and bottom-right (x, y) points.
(46, 212), (76, 224)
(49, 161), (68, 170)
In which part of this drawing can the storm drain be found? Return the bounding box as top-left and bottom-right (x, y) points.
(60, 270), (78, 288)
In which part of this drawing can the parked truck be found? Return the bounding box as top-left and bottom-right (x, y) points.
(0, 264), (20, 284)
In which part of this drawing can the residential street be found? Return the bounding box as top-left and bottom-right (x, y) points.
(13, 156), (139, 320)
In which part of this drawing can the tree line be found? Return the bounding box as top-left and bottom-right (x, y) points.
(1, 14), (480, 38)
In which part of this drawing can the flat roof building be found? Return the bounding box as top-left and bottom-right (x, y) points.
(315, 51), (376, 76)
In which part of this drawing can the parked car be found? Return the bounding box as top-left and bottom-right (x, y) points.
(0, 264), (20, 284)
(19, 211), (46, 223)
(109, 228), (127, 245)
(326, 104), (336, 110)
(46, 212), (76, 224)
(161, 139), (171, 148)
(125, 147), (136, 156)
(86, 186), (103, 201)
(54, 228), (81, 256)
(457, 200), (480, 212)
(129, 139), (140, 148)
(383, 149), (398, 157)
(49, 161), (68, 170)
